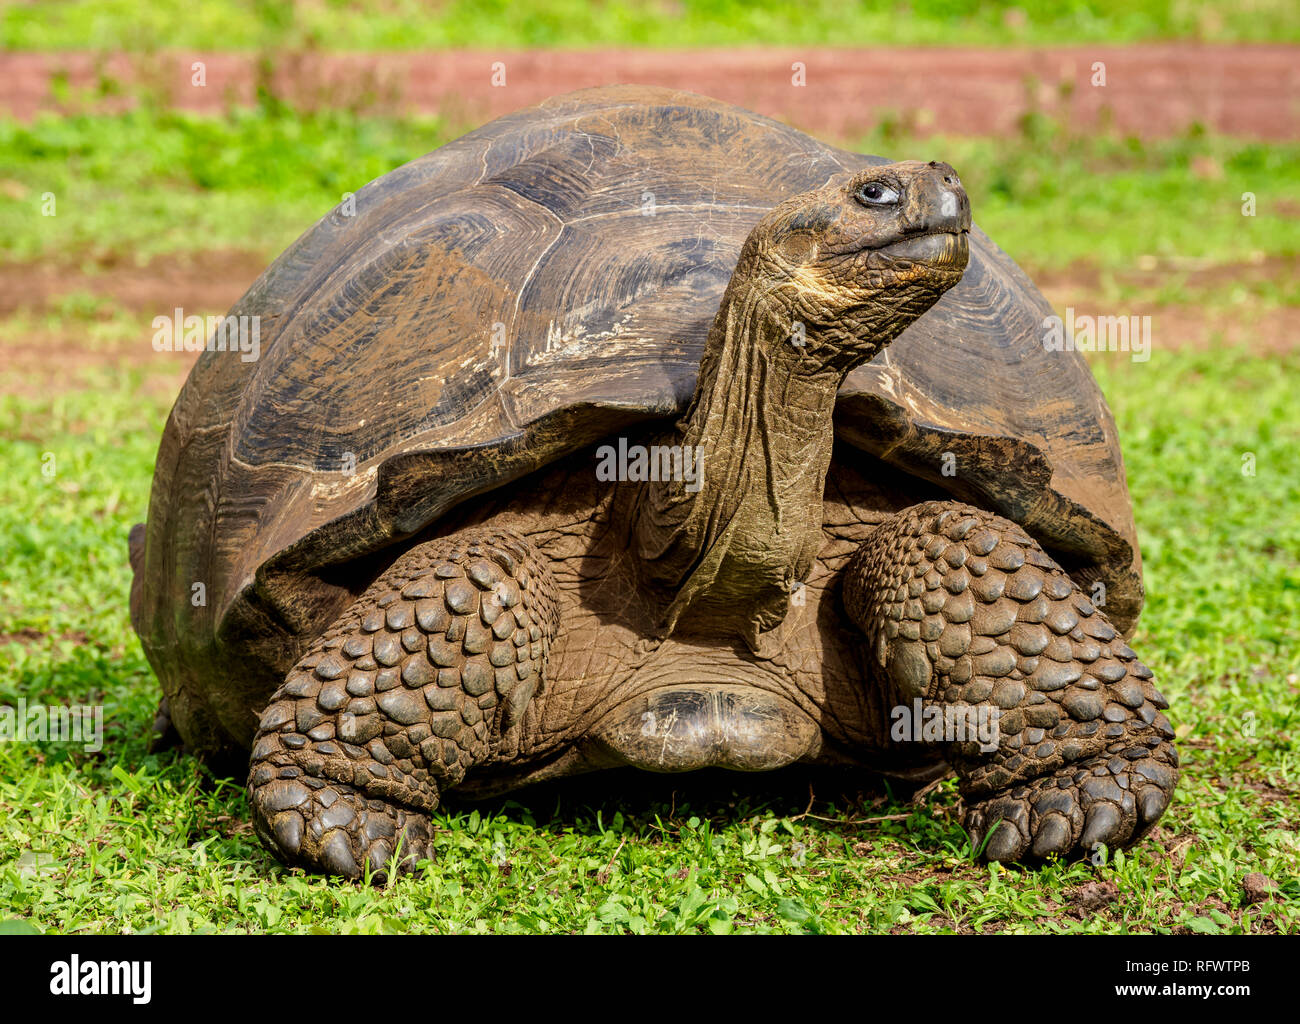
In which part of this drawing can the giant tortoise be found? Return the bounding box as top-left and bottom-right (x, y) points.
(130, 85), (1177, 879)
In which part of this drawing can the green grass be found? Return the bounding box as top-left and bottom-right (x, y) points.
(0, 107), (457, 264)
(2, 105), (1297, 276)
(5, 0), (1299, 50)
(0, 345), (1296, 934)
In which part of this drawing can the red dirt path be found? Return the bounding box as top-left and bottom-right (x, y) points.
(2, 44), (1297, 139)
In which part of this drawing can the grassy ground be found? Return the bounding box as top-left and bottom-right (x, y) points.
(4, 0), (1298, 50)
(0, 106), (1297, 933)
(2, 350), (1296, 933)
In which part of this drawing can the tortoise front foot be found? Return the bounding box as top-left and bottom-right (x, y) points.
(844, 500), (1178, 864)
(251, 773), (433, 881)
(247, 528), (559, 881)
(963, 738), (1178, 862)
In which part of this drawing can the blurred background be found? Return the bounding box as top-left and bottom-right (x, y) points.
(0, 2), (1296, 933)
(2, 1), (1296, 393)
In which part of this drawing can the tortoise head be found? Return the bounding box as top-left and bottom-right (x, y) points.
(741, 159), (971, 370)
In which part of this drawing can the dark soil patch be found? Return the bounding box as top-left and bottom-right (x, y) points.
(0, 249), (265, 319)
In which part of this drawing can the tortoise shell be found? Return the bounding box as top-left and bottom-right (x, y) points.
(131, 85), (1142, 757)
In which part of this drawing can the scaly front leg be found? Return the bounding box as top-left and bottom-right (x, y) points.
(247, 529), (559, 880)
(843, 501), (1178, 861)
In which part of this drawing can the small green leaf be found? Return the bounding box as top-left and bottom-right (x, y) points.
(706, 914), (734, 935)
(776, 898), (812, 924)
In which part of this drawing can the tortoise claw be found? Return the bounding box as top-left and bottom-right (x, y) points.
(966, 741), (1178, 863)
(250, 775), (431, 883)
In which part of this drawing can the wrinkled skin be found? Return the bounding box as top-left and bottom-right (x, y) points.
(243, 162), (1177, 879)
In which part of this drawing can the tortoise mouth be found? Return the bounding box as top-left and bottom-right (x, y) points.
(872, 228), (969, 269)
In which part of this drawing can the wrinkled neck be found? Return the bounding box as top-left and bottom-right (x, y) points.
(680, 287), (843, 542)
(630, 270), (850, 650)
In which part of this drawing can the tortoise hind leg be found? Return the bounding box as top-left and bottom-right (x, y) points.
(843, 501), (1179, 862)
(147, 695), (183, 754)
(247, 529), (559, 880)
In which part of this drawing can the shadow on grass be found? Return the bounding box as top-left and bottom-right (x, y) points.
(450, 763), (930, 828)
(5, 638), (974, 860)
(436, 764), (975, 863)
(159, 739), (971, 858)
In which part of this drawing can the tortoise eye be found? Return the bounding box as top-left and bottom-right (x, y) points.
(856, 182), (900, 206)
